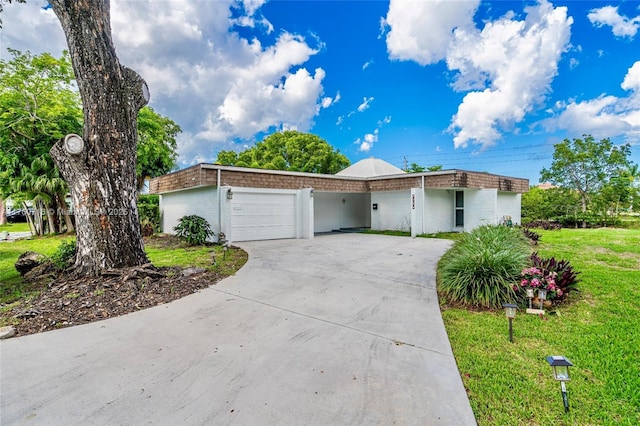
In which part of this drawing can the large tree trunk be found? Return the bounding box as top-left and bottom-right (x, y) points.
(49, 0), (149, 275)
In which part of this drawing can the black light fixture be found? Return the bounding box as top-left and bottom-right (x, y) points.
(546, 355), (573, 413)
(502, 303), (518, 343)
(226, 188), (233, 200)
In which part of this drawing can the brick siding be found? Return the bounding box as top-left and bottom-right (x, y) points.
(149, 164), (528, 194)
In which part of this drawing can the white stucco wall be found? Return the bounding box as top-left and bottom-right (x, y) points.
(160, 186), (218, 237)
(370, 190), (411, 232)
(423, 189), (453, 234)
(314, 192), (370, 233)
(497, 192), (522, 225)
(464, 189), (498, 232)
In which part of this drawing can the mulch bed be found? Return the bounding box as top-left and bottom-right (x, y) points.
(1, 243), (248, 337)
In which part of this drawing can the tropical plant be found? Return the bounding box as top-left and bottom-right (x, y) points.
(529, 252), (580, 299)
(0, 49), (81, 235)
(173, 215), (215, 246)
(521, 227), (541, 244)
(438, 225), (530, 309)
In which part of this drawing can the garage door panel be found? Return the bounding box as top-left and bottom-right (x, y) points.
(231, 192), (296, 241)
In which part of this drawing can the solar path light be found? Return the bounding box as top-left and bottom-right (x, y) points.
(537, 288), (548, 310)
(502, 303), (518, 343)
(546, 355), (573, 413)
(525, 287), (535, 309)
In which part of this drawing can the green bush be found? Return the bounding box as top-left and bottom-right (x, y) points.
(50, 239), (77, 269)
(138, 194), (160, 236)
(173, 215), (215, 246)
(438, 225), (530, 309)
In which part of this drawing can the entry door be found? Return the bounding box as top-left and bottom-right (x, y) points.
(230, 191), (296, 241)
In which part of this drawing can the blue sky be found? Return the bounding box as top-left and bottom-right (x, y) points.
(1, 0), (640, 184)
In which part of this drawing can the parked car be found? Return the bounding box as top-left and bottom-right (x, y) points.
(6, 208), (32, 223)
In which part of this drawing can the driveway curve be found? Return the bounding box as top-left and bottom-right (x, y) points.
(1, 233), (475, 425)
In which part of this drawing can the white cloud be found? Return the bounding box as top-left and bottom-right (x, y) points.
(379, 116), (392, 125)
(622, 62), (640, 92)
(355, 115), (392, 152)
(540, 61), (640, 140)
(321, 91), (341, 108)
(384, 0), (573, 149)
(384, 0), (480, 65)
(357, 96), (374, 112)
(1, 0), (327, 167)
(362, 60), (373, 70)
(588, 5), (640, 39)
(0, 1), (67, 58)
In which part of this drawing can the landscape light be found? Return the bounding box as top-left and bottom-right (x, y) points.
(502, 303), (518, 343)
(526, 287), (535, 309)
(546, 355), (573, 413)
(538, 288), (548, 310)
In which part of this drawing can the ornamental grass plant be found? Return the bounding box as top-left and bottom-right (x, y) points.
(438, 224), (530, 309)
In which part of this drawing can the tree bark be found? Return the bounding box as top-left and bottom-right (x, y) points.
(48, 0), (149, 275)
(0, 196), (6, 226)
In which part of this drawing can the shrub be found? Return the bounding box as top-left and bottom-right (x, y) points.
(138, 194), (160, 236)
(438, 225), (530, 309)
(173, 215), (215, 246)
(51, 239), (77, 269)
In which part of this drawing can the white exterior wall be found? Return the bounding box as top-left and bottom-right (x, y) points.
(497, 192), (522, 225)
(160, 187), (218, 239)
(371, 190), (411, 232)
(313, 192), (370, 233)
(423, 189), (453, 234)
(464, 189), (498, 232)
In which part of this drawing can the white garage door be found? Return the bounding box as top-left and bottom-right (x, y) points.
(231, 191), (296, 241)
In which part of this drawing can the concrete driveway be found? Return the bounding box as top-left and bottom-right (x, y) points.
(0, 233), (476, 425)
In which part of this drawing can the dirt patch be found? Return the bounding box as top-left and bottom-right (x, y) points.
(1, 241), (248, 337)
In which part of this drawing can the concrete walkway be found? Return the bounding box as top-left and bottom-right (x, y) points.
(0, 234), (476, 425)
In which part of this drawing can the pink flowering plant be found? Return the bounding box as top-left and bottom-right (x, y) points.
(513, 253), (580, 303)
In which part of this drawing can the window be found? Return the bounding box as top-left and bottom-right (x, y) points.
(455, 190), (464, 227)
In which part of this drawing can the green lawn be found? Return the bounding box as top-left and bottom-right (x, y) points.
(442, 228), (640, 425)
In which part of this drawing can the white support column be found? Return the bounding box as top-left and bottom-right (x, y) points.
(299, 188), (314, 239)
(410, 188), (424, 238)
(220, 185), (233, 243)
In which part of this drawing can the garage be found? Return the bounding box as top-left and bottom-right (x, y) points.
(230, 190), (297, 242)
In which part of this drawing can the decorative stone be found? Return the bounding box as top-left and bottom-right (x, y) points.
(182, 267), (207, 277)
(15, 251), (45, 275)
(0, 326), (16, 339)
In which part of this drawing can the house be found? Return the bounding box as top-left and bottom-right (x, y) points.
(149, 158), (528, 243)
